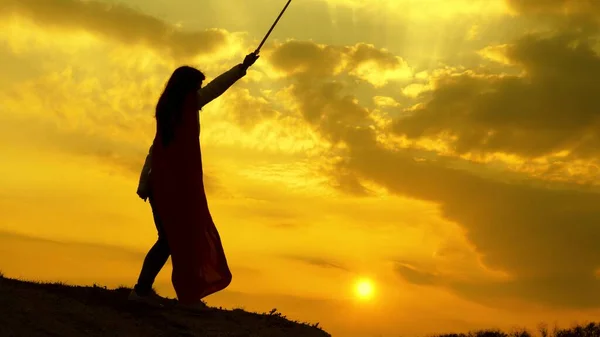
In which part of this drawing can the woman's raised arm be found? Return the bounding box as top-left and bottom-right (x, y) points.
(196, 53), (260, 109)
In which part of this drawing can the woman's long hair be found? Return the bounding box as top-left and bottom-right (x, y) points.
(155, 66), (205, 146)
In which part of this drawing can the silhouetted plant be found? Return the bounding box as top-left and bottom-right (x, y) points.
(433, 323), (600, 337)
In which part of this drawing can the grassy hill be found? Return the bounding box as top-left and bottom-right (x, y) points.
(0, 273), (331, 337)
(2, 272), (599, 337)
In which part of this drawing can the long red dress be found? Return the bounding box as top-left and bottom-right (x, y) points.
(148, 65), (246, 304)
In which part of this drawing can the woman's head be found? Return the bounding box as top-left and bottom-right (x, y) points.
(162, 66), (205, 95)
(156, 66), (206, 145)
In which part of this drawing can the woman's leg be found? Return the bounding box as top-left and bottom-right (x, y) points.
(133, 196), (171, 296)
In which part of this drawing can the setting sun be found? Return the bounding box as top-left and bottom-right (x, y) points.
(354, 279), (375, 300)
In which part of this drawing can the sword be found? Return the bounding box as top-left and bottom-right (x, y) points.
(254, 0), (293, 54)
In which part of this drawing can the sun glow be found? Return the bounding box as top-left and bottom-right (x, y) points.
(354, 278), (375, 300)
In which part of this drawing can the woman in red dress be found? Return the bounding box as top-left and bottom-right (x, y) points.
(131, 53), (259, 311)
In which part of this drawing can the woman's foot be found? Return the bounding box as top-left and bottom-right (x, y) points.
(176, 301), (209, 314)
(128, 289), (166, 308)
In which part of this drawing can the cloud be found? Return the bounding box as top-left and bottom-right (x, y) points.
(503, 0), (600, 35)
(325, 0), (508, 18)
(265, 38), (600, 308)
(345, 137), (600, 308)
(0, 15), (320, 199)
(0, 64), (153, 169)
(0, 0), (236, 60)
(267, 41), (412, 87)
(373, 96), (400, 108)
(263, 42), (399, 146)
(392, 32), (600, 161)
(505, 0), (600, 16)
(395, 263), (438, 286)
(345, 43), (413, 87)
(267, 40), (345, 78)
(282, 254), (350, 272)
(0, 60), (236, 192)
(221, 88), (278, 129)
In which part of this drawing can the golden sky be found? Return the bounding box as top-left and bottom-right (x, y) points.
(1, 0), (600, 336)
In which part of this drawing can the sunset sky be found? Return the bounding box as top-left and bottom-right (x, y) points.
(1, 0), (600, 336)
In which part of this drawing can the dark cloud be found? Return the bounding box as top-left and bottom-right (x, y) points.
(506, 0), (600, 16)
(330, 170), (372, 197)
(393, 32), (600, 160)
(268, 39), (600, 308)
(268, 41), (409, 85)
(0, 230), (145, 262)
(504, 0), (600, 36)
(395, 261), (600, 308)
(0, 0), (231, 60)
(269, 41), (344, 77)
(282, 254), (349, 272)
(270, 223), (299, 229)
(346, 133), (600, 308)
(394, 263), (437, 286)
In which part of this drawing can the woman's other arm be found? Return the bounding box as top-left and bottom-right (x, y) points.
(136, 145), (153, 201)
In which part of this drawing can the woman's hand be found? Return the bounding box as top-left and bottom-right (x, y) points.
(137, 188), (149, 202)
(242, 52), (260, 70)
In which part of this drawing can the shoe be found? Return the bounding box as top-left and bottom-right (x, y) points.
(176, 301), (209, 314)
(128, 289), (165, 308)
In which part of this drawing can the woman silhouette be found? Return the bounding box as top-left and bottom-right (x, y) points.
(131, 53), (259, 312)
